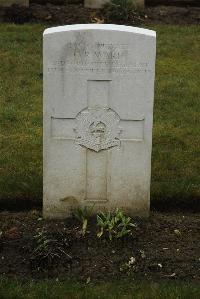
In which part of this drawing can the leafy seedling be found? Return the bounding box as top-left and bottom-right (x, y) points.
(97, 208), (136, 240)
(73, 205), (94, 236)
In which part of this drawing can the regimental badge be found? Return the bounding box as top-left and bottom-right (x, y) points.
(75, 107), (121, 152)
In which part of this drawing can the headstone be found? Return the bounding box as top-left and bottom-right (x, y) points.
(0, 0), (29, 6)
(84, 0), (144, 9)
(43, 24), (156, 218)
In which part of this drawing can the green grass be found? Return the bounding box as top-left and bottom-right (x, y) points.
(0, 279), (200, 299)
(151, 25), (200, 204)
(0, 24), (199, 205)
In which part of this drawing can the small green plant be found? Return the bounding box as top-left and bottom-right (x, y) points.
(102, 0), (142, 25)
(31, 227), (71, 268)
(73, 205), (94, 236)
(97, 208), (136, 240)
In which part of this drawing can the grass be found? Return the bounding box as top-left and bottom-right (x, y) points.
(0, 279), (200, 299)
(0, 24), (199, 207)
(151, 25), (200, 206)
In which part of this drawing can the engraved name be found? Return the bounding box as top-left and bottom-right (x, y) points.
(63, 42), (128, 65)
(47, 42), (152, 75)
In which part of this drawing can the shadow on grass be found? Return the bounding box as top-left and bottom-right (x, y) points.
(0, 198), (42, 212)
(151, 197), (200, 213)
(0, 197), (199, 213)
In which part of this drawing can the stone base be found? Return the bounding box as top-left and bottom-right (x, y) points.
(43, 202), (150, 219)
(84, 0), (144, 9)
(0, 0), (29, 7)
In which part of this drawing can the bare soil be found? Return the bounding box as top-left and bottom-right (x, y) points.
(0, 211), (199, 282)
(0, 3), (199, 25)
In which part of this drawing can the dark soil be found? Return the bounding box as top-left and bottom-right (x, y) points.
(145, 5), (200, 24)
(0, 3), (199, 25)
(0, 211), (199, 282)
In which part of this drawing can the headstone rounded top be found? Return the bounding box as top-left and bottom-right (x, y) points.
(43, 24), (156, 37)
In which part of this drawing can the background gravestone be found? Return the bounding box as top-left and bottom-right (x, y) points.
(84, 0), (145, 9)
(43, 24), (156, 218)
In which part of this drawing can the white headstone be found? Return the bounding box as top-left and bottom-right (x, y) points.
(43, 24), (156, 218)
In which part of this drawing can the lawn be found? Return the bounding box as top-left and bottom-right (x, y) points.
(0, 24), (199, 207)
(0, 279), (200, 299)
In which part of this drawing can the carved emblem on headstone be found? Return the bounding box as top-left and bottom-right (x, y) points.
(75, 108), (121, 152)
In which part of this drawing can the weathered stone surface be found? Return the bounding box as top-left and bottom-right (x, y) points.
(0, 0), (29, 7)
(84, 0), (144, 9)
(43, 24), (156, 218)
